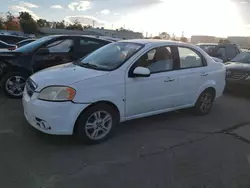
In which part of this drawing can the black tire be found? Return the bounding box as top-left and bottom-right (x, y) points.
(193, 89), (215, 116)
(1, 72), (28, 98)
(74, 104), (119, 144)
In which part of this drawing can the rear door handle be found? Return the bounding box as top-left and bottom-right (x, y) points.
(164, 78), (176, 82)
(201, 73), (208, 76)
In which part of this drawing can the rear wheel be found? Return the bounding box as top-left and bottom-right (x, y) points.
(74, 104), (119, 144)
(2, 72), (27, 98)
(193, 89), (215, 116)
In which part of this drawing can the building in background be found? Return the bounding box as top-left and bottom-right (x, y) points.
(227, 36), (250, 49)
(191, 35), (217, 44)
(39, 27), (143, 39)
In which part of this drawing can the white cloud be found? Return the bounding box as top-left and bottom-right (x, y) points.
(19, 1), (39, 8)
(64, 15), (106, 27)
(68, 1), (90, 11)
(100, 9), (110, 15)
(51, 5), (63, 9)
(9, 5), (39, 20)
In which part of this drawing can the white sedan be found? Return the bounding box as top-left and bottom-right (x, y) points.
(22, 40), (226, 144)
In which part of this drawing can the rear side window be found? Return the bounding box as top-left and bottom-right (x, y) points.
(46, 39), (74, 53)
(178, 47), (203, 69)
(79, 38), (109, 55)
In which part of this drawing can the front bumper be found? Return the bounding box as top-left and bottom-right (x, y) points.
(22, 89), (89, 135)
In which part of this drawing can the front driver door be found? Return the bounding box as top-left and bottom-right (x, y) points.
(32, 38), (75, 72)
(125, 46), (178, 118)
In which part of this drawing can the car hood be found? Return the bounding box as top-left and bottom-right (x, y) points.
(225, 62), (250, 71)
(30, 63), (110, 91)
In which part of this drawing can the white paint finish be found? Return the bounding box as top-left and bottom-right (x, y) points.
(23, 40), (226, 135)
(125, 71), (178, 117)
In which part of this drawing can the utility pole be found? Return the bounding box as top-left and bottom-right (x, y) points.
(92, 20), (96, 28)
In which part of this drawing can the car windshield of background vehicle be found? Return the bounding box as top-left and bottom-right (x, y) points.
(15, 36), (54, 53)
(76, 42), (143, 70)
(198, 45), (217, 54)
(230, 52), (250, 63)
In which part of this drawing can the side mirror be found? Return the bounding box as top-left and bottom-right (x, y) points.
(133, 66), (150, 77)
(36, 48), (49, 55)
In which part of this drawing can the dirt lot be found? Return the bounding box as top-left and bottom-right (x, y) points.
(1, 92), (250, 188)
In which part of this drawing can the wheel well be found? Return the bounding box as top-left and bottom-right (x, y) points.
(73, 101), (120, 133)
(204, 87), (216, 99)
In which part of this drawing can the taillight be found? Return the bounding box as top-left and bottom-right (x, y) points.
(8, 46), (17, 51)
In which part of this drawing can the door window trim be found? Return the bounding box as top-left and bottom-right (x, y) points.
(128, 45), (178, 77)
(175, 45), (207, 70)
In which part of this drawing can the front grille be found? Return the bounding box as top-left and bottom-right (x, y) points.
(226, 72), (248, 80)
(26, 78), (37, 97)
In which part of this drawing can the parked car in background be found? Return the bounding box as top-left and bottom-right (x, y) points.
(0, 35), (28, 44)
(0, 40), (17, 50)
(225, 52), (250, 91)
(0, 35), (113, 98)
(22, 40), (226, 144)
(16, 39), (36, 48)
(197, 43), (241, 62)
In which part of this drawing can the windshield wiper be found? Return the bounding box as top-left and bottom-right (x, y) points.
(78, 63), (99, 69)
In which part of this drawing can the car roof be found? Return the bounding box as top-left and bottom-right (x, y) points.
(118, 39), (196, 47)
(47, 35), (116, 42)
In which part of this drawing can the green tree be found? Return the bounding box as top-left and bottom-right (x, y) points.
(219, 39), (230, 44)
(19, 12), (38, 34)
(159, 32), (170, 39)
(37, 19), (49, 28)
(153, 36), (161, 39)
(0, 17), (5, 30)
(180, 36), (188, 42)
(66, 20), (83, 30)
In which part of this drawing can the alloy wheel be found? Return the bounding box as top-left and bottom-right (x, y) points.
(85, 110), (113, 140)
(5, 76), (26, 97)
(199, 93), (213, 113)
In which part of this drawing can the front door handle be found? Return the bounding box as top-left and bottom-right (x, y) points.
(201, 73), (208, 76)
(164, 78), (176, 82)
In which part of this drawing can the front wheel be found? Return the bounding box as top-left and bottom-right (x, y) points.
(1, 72), (27, 98)
(74, 104), (119, 144)
(193, 90), (215, 116)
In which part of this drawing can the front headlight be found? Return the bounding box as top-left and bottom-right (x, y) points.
(38, 86), (76, 101)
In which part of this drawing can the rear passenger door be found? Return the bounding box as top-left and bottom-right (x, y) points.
(174, 46), (208, 107)
(76, 37), (110, 59)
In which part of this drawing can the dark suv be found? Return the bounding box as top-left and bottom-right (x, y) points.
(197, 43), (241, 62)
(0, 35), (112, 98)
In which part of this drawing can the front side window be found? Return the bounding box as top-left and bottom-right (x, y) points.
(136, 46), (174, 73)
(178, 47), (203, 69)
(75, 42), (143, 70)
(46, 39), (74, 53)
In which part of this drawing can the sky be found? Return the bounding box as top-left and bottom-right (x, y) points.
(1, 0), (250, 37)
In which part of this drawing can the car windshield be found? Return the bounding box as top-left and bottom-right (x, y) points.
(230, 52), (250, 63)
(15, 36), (54, 53)
(197, 45), (217, 54)
(75, 42), (143, 70)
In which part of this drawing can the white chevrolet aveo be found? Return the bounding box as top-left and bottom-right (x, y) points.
(22, 40), (226, 144)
